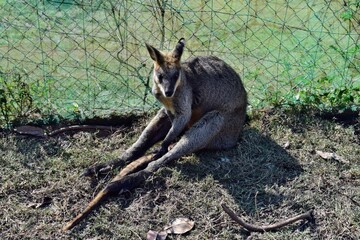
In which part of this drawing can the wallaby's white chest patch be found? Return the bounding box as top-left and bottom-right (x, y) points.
(153, 83), (176, 114)
(160, 96), (175, 115)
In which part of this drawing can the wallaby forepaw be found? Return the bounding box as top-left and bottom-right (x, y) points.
(152, 147), (168, 160)
(81, 163), (112, 177)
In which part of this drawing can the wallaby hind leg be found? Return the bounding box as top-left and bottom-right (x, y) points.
(146, 110), (225, 172)
(83, 108), (171, 176)
(206, 110), (246, 150)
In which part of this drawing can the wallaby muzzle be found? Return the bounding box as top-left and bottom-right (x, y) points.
(163, 84), (175, 97)
(162, 80), (177, 98)
(164, 90), (174, 98)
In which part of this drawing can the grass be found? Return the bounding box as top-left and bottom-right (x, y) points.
(1, 109), (359, 239)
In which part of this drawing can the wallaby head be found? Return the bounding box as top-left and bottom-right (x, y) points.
(146, 38), (185, 98)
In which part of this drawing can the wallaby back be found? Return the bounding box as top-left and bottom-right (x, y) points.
(182, 55), (246, 114)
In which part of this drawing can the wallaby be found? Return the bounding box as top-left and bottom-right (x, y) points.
(83, 38), (247, 176)
(64, 38), (247, 231)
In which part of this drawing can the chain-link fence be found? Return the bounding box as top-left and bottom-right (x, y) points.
(0, 0), (359, 126)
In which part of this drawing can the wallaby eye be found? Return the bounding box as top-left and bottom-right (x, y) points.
(157, 74), (163, 83)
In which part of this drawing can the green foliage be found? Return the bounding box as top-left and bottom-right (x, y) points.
(270, 74), (360, 113)
(0, 71), (33, 127)
(340, 0), (360, 21)
(341, 9), (354, 21)
(262, 40), (360, 113)
(330, 44), (360, 62)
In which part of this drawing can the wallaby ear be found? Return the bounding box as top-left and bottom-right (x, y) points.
(172, 38), (185, 61)
(145, 43), (164, 64)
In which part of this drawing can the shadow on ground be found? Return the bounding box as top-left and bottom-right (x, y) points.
(177, 127), (303, 213)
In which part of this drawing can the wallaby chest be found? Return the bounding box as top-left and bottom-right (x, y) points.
(153, 84), (176, 115)
(153, 83), (204, 128)
(159, 96), (175, 115)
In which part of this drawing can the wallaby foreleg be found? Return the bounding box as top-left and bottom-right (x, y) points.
(82, 108), (171, 176)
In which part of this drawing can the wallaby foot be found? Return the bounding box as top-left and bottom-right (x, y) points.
(151, 142), (177, 160)
(81, 159), (122, 177)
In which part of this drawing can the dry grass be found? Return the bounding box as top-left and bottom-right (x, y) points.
(1, 109), (359, 239)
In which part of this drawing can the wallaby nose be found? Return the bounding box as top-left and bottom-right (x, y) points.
(165, 90), (173, 97)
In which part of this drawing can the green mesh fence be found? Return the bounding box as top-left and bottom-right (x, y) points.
(0, 0), (359, 125)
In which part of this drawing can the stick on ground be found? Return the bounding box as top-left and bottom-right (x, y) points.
(221, 204), (314, 232)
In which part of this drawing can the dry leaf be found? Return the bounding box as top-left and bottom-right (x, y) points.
(146, 217), (194, 239)
(146, 230), (167, 240)
(14, 126), (45, 137)
(164, 217), (195, 234)
(27, 196), (52, 209)
(316, 150), (349, 164)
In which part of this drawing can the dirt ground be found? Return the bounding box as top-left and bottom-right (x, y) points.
(1, 109), (359, 239)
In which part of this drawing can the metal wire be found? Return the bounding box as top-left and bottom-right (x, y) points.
(0, 0), (359, 124)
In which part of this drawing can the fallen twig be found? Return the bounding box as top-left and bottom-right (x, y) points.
(62, 153), (155, 231)
(48, 125), (122, 137)
(221, 204), (314, 232)
(15, 125), (123, 138)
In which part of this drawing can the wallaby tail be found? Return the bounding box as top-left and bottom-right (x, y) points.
(62, 188), (109, 231)
(62, 154), (155, 231)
